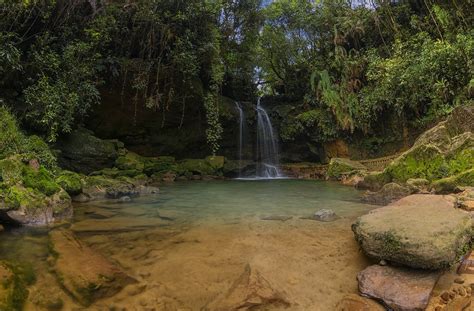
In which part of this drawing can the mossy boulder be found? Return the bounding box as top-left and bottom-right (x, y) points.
(379, 106), (473, 189)
(356, 171), (391, 191)
(0, 261), (35, 311)
(431, 169), (474, 194)
(55, 128), (120, 174)
(206, 156), (225, 170)
(143, 156), (177, 176)
(352, 194), (472, 269)
(178, 159), (216, 176)
(0, 185), (72, 225)
(115, 151), (145, 172)
(327, 158), (367, 180)
(384, 144), (448, 182)
(55, 171), (83, 195)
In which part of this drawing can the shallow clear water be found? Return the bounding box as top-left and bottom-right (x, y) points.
(0, 180), (377, 310)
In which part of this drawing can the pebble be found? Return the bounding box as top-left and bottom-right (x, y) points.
(440, 291), (450, 302)
(454, 277), (464, 284)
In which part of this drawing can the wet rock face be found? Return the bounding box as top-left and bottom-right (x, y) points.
(56, 128), (121, 174)
(352, 194), (472, 269)
(357, 265), (440, 311)
(49, 229), (136, 306)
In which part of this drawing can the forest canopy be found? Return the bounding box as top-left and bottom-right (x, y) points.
(0, 0), (473, 153)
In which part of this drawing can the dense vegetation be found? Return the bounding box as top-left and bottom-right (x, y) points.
(0, 0), (473, 154)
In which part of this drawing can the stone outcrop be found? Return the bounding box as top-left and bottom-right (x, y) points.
(357, 104), (474, 194)
(49, 229), (136, 306)
(56, 128), (122, 174)
(352, 194), (472, 269)
(357, 265), (440, 311)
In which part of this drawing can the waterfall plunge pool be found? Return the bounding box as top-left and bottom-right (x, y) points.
(0, 179), (378, 310)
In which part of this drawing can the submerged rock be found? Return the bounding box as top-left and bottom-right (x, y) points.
(49, 229), (136, 306)
(260, 215), (293, 221)
(352, 194), (472, 269)
(205, 264), (290, 311)
(357, 265), (440, 311)
(0, 261), (34, 311)
(335, 294), (385, 311)
(309, 209), (338, 222)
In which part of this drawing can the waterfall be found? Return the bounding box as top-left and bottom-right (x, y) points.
(256, 97), (282, 178)
(235, 102), (244, 177)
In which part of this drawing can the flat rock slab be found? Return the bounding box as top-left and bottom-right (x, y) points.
(352, 194), (472, 269)
(49, 229), (136, 306)
(358, 265), (440, 311)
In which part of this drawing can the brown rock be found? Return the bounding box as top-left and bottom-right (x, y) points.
(357, 265), (440, 311)
(49, 229), (136, 306)
(205, 264), (290, 311)
(28, 158), (40, 171)
(335, 294), (385, 311)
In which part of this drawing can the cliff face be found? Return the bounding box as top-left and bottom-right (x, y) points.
(86, 91), (424, 162)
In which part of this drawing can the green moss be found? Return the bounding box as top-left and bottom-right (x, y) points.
(178, 159), (216, 176)
(3, 186), (46, 210)
(23, 166), (61, 196)
(205, 156), (225, 170)
(115, 152), (145, 172)
(447, 148), (474, 176)
(0, 156), (24, 186)
(432, 169), (474, 193)
(0, 106), (24, 160)
(373, 231), (402, 257)
(55, 171), (83, 195)
(143, 156), (177, 176)
(358, 171), (392, 191)
(384, 144), (448, 182)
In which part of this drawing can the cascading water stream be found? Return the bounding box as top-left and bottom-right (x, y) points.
(255, 97), (282, 178)
(235, 102), (244, 177)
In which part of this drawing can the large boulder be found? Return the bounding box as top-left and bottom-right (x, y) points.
(327, 158), (367, 180)
(357, 265), (440, 311)
(0, 157), (73, 225)
(49, 229), (136, 306)
(56, 128), (121, 174)
(352, 194), (472, 269)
